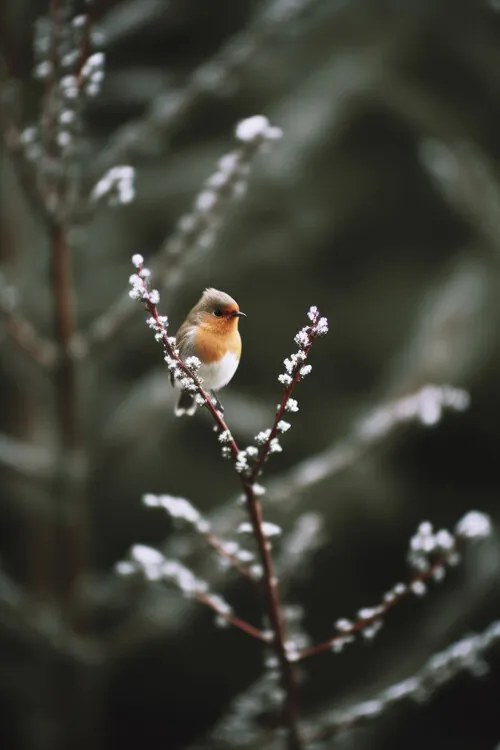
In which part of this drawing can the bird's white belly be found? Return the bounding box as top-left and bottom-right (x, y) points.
(199, 352), (239, 390)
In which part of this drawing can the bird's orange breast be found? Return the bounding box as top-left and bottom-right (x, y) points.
(194, 324), (241, 364)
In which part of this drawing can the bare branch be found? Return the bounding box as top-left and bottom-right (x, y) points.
(298, 511), (491, 661)
(128, 251), (329, 749)
(117, 545), (268, 643)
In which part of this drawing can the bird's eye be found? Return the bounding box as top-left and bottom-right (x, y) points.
(213, 309), (223, 317)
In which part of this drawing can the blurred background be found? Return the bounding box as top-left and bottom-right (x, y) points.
(1, 0), (500, 748)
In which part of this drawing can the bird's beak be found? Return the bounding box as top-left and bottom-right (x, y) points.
(233, 311), (247, 318)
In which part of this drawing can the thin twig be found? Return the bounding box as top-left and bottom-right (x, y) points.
(195, 592), (270, 643)
(265, 384), (470, 508)
(298, 556), (455, 662)
(203, 531), (255, 582)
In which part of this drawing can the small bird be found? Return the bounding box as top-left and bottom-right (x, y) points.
(174, 288), (246, 416)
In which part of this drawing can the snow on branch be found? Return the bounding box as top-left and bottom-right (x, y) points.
(266, 383), (471, 507)
(95, 0), (312, 172)
(143, 493), (256, 581)
(116, 544), (269, 642)
(307, 617), (500, 743)
(298, 511), (492, 661)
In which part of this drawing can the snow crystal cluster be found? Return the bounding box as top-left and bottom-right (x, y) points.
(116, 544), (234, 625)
(91, 165), (135, 205)
(143, 493), (210, 534)
(80, 51), (106, 98)
(235, 451), (250, 475)
(29, 9), (107, 167)
(277, 305), (328, 401)
(215, 540), (255, 569)
(128, 269), (159, 306)
(129, 257), (202, 397)
(167, 115), (282, 258)
(237, 521), (282, 539)
(407, 521), (459, 574)
(325, 509), (493, 656)
(360, 385), (470, 440)
(455, 510), (492, 540)
(408, 510), (492, 575)
(235, 115), (283, 144)
(330, 608), (384, 654)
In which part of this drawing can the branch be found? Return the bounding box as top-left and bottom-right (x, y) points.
(94, 0), (317, 172)
(265, 384), (470, 508)
(298, 511), (492, 661)
(117, 545), (268, 643)
(307, 617), (500, 743)
(142, 493), (256, 582)
(129, 250), (329, 749)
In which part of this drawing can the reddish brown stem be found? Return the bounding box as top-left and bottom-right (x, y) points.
(50, 219), (85, 613)
(195, 592), (270, 642)
(298, 555), (455, 662)
(51, 223), (77, 447)
(241, 479), (303, 749)
(141, 281), (307, 749)
(250, 343), (314, 482)
(204, 531), (255, 582)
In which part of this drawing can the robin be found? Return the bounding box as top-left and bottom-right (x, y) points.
(174, 288), (246, 416)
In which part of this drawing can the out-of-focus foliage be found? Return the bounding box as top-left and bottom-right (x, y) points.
(1, 1), (500, 749)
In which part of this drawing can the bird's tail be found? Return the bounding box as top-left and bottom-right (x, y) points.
(175, 390), (197, 417)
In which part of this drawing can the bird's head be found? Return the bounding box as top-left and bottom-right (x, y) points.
(194, 288), (246, 331)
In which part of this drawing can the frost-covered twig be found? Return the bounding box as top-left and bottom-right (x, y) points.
(265, 384), (470, 507)
(247, 308), (328, 480)
(34, 1), (101, 219)
(298, 512), (492, 661)
(78, 115), (281, 355)
(143, 493), (256, 582)
(117, 544), (269, 643)
(306, 617), (500, 743)
(129, 255), (329, 749)
(95, 0), (317, 171)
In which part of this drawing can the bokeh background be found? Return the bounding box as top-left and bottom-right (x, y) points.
(1, 0), (500, 748)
